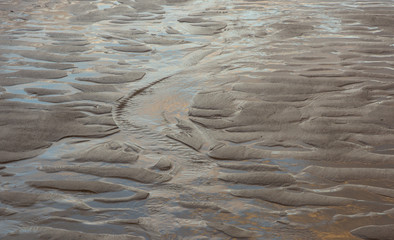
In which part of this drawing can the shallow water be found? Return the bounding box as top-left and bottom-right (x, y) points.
(1, 0), (394, 239)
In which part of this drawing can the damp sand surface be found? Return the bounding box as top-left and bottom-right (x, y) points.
(1, 0), (394, 239)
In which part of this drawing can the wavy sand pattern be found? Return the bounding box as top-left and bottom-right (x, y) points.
(1, 0), (394, 239)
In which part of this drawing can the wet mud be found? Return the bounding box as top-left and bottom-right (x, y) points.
(1, 0), (394, 239)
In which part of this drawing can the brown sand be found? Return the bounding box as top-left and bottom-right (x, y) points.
(1, 0), (393, 239)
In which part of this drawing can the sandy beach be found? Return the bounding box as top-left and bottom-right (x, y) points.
(1, 0), (394, 239)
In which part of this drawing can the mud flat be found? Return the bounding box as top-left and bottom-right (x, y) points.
(1, 0), (394, 239)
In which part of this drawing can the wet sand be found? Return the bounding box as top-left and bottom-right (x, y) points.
(1, 0), (394, 239)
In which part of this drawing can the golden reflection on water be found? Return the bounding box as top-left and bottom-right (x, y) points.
(311, 227), (359, 240)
